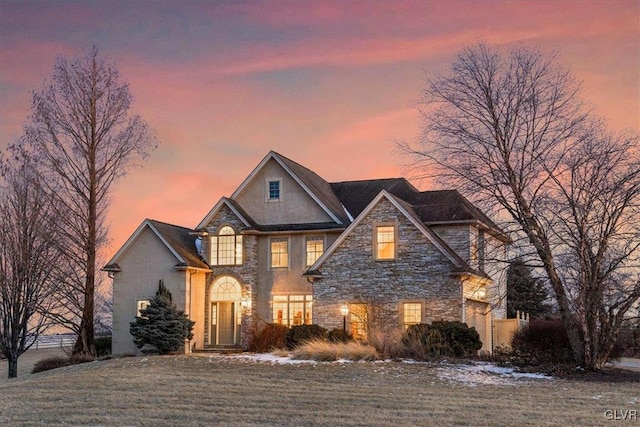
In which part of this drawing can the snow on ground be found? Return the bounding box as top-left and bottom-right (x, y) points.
(194, 352), (552, 386)
(430, 361), (552, 387)
(232, 353), (317, 365)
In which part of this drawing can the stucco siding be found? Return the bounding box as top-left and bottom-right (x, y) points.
(111, 227), (188, 355)
(234, 158), (334, 225)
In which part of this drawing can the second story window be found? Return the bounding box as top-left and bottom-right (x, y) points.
(306, 237), (324, 266)
(210, 226), (243, 266)
(375, 225), (396, 260)
(266, 178), (282, 201)
(270, 238), (289, 268)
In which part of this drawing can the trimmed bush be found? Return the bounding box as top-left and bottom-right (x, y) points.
(286, 324), (327, 349)
(511, 318), (574, 365)
(32, 354), (95, 374)
(248, 323), (289, 352)
(95, 336), (112, 357)
(402, 321), (482, 359)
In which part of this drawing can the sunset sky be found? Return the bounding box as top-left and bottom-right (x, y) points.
(1, 0), (638, 259)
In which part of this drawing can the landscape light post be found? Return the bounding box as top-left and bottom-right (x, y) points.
(341, 305), (349, 335)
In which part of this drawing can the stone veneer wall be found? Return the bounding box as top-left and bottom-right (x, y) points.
(202, 204), (258, 348)
(312, 198), (463, 333)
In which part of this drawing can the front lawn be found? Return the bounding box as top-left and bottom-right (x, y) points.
(0, 354), (638, 426)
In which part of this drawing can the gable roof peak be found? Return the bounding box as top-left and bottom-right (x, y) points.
(231, 150), (349, 225)
(104, 218), (210, 272)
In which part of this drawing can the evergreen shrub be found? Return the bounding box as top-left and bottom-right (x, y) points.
(95, 336), (112, 357)
(129, 285), (194, 355)
(402, 321), (482, 359)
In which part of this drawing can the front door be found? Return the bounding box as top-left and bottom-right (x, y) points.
(217, 302), (235, 345)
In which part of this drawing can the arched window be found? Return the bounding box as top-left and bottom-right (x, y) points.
(210, 276), (242, 301)
(210, 226), (243, 266)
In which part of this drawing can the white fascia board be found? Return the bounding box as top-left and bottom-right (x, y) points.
(196, 198), (251, 230)
(106, 219), (185, 266)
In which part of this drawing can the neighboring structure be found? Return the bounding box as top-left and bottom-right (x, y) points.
(105, 151), (509, 354)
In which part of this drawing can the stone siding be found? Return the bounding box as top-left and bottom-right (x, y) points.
(312, 198), (463, 333)
(202, 204), (259, 348)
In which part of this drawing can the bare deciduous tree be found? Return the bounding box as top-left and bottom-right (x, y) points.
(0, 155), (61, 378)
(403, 43), (640, 370)
(19, 46), (157, 356)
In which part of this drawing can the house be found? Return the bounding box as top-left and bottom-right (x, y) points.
(105, 150), (508, 354)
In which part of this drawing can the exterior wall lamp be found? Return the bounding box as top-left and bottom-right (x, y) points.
(341, 305), (349, 334)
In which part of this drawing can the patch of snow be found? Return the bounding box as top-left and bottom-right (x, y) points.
(427, 361), (551, 387)
(231, 353), (317, 365)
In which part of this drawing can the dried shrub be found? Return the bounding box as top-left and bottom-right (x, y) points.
(32, 354), (95, 374)
(511, 318), (575, 366)
(291, 339), (378, 362)
(367, 328), (405, 359)
(248, 323), (288, 353)
(285, 324), (327, 349)
(402, 321), (482, 360)
(613, 320), (640, 358)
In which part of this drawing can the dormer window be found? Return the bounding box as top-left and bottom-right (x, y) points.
(266, 178), (282, 202)
(210, 226), (243, 266)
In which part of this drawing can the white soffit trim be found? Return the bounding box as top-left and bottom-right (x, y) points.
(196, 198), (251, 230)
(230, 151), (343, 225)
(307, 190), (463, 272)
(106, 219), (185, 266)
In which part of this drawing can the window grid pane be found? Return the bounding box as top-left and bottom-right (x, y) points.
(350, 303), (368, 340)
(306, 238), (324, 266)
(268, 180), (280, 200)
(136, 300), (151, 317)
(271, 295), (312, 326)
(403, 303), (422, 329)
(218, 235), (235, 265)
(210, 228), (243, 266)
(271, 239), (288, 268)
(376, 226), (395, 260)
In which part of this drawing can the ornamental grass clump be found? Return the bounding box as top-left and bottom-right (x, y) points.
(291, 339), (378, 362)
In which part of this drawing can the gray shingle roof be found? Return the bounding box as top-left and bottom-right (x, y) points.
(147, 220), (210, 270)
(330, 179), (502, 233)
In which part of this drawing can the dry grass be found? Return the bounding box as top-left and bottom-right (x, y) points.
(291, 339), (378, 361)
(0, 353), (638, 426)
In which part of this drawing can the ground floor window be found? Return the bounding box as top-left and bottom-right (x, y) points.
(402, 302), (423, 330)
(136, 299), (151, 317)
(349, 303), (368, 340)
(272, 294), (312, 326)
